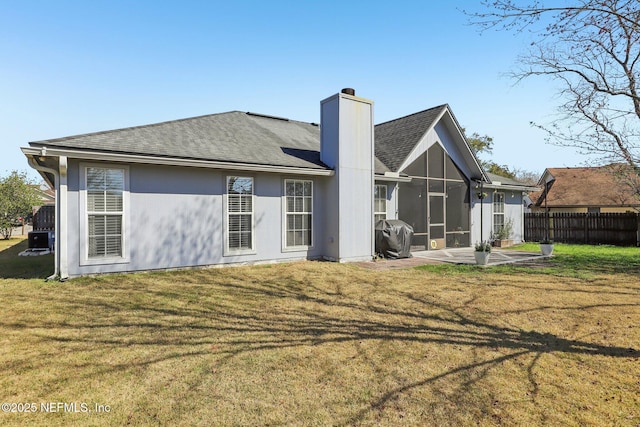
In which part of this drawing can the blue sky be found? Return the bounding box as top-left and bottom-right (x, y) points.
(1, 1), (590, 182)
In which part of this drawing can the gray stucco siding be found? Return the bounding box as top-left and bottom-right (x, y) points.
(470, 189), (526, 245)
(65, 160), (324, 277)
(503, 191), (525, 243)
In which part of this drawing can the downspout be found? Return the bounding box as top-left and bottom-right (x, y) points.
(521, 192), (525, 243)
(58, 156), (68, 280)
(480, 180), (484, 243)
(27, 155), (60, 280)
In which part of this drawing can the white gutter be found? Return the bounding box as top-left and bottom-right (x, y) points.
(375, 172), (412, 183)
(483, 183), (540, 192)
(21, 146), (335, 177)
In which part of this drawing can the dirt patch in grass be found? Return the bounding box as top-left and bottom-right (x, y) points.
(0, 259), (638, 426)
(356, 257), (443, 270)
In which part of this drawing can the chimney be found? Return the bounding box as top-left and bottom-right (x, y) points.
(320, 89), (374, 262)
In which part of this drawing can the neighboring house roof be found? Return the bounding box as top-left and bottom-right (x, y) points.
(374, 105), (447, 172)
(533, 166), (640, 208)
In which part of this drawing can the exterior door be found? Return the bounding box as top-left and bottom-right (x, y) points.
(428, 194), (445, 249)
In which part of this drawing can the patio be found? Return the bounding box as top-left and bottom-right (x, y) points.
(358, 247), (550, 270)
(413, 247), (549, 266)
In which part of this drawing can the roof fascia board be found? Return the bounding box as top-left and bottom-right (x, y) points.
(22, 146), (334, 176)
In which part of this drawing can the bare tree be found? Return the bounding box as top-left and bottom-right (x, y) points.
(467, 1), (640, 177)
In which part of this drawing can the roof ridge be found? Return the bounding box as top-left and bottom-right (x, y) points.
(375, 104), (448, 127)
(546, 165), (624, 170)
(245, 112), (318, 127)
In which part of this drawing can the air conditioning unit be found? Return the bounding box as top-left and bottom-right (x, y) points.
(28, 231), (54, 250)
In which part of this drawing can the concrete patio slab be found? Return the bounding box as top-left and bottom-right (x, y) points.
(412, 247), (550, 266)
(356, 247), (551, 270)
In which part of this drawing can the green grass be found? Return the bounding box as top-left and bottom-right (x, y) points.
(0, 241), (638, 426)
(513, 242), (640, 271)
(0, 237), (54, 279)
(418, 243), (640, 279)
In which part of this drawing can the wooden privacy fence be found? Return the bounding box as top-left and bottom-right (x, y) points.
(525, 212), (640, 246)
(33, 205), (55, 231)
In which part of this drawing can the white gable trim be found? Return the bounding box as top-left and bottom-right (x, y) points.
(396, 107), (486, 181)
(397, 108), (448, 173)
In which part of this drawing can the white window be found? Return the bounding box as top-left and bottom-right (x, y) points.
(493, 192), (505, 234)
(284, 179), (312, 248)
(86, 166), (126, 259)
(226, 176), (254, 253)
(374, 184), (387, 223)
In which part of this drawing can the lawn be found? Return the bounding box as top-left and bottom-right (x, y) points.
(0, 239), (638, 426)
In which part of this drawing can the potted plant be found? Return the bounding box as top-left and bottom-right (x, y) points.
(540, 239), (554, 256)
(474, 241), (491, 265)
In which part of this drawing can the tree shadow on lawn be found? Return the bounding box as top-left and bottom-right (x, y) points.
(0, 239), (53, 279)
(3, 268), (638, 424)
(537, 248), (640, 276)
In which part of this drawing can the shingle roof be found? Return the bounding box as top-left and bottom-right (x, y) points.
(30, 111), (395, 174)
(374, 105), (447, 171)
(30, 111), (327, 170)
(534, 166), (640, 207)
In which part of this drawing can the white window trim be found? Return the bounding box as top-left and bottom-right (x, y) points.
(374, 184), (388, 223)
(282, 178), (314, 252)
(493, 191), (505, 235)
(224, 176), (256, 256)
(79, 163), (130, 266)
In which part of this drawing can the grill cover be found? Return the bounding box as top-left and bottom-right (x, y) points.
(375, 219), (413, 259)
